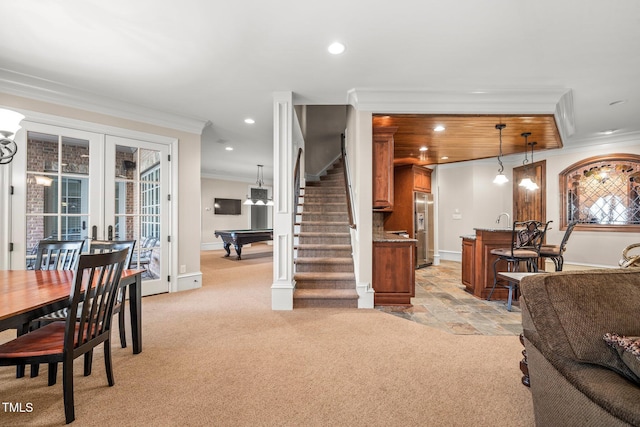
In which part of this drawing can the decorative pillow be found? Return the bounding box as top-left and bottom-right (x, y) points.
(603, 333), (640, 380)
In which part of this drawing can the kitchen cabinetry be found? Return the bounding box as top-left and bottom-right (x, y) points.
(461, 237), (475, 292)
(383, 165), (432, 237)
(372, 239), (416, 306)
(372, 126), (397, 211)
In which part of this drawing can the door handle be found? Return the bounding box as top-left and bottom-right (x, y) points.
(91, 226), (97, 240)
(108, 225), (113, 241)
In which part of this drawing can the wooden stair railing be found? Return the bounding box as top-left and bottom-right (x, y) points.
(293, 147), (303, 226)
(341, 133), (356, 230)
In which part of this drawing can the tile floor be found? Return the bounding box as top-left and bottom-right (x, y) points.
(376, 260), (524, 336)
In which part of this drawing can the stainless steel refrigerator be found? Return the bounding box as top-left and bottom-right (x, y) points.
(414, 192), (434, 268)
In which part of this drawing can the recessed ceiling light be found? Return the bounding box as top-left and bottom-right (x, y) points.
(609, 100), (627, 106)
(434, 125), (445, 132)
(328, 42), (346, 55)
(244, 118), (255, 124)
(599, 129), (617, 135)
(225, 147), (233, 151)
(441, 156), (449, 160)
(419, 146), (428, 152)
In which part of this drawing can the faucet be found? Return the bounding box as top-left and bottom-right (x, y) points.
(496, 212), (510, 228)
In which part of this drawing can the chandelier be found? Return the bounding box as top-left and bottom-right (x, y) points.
(0, 108), (25, 165)
(243, 164), (274, 206)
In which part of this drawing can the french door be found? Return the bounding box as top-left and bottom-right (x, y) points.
(11, 123), (170, 296)
(104, 135), (169, 296)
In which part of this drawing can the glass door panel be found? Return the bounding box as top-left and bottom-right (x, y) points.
(23, 131), (96, 269)
(106, 136), (169, 296)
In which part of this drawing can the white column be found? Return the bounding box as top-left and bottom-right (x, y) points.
(271, 92), (295, 310)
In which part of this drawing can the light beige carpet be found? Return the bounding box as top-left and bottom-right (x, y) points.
(0, 244), (534, 426)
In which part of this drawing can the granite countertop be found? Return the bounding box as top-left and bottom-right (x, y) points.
(460, 234), (476, 240)
(473, 227), (512, 232)
(373, 232), (417, 243)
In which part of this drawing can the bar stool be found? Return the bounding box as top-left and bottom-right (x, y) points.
(487, 220), (551, 302)
(539, 221), (577, 271)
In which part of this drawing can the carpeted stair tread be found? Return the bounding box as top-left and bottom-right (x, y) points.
(294, 244), (352, 249)
(296, 232), (350, 237)
(295, 272), (355, 281)
(293, 288), (358, 300)
(295, 257), (353, 264)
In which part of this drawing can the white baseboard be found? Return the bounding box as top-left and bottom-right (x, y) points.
(357, 282), (374, 309)
(201, 242), (223, 251)
(272, 282), (294, 310)
(439, 250), (462, 263)
(176, 272), (202, 292)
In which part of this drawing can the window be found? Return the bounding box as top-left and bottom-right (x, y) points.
(560, 154), (640, 231)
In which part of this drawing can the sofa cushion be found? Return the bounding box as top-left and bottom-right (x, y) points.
(520, 268), (640, 383)
(603, 333), (640, 381)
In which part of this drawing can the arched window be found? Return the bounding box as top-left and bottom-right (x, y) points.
(560, 154), (640, 232)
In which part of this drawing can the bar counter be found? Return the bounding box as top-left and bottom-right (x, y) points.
(461, 227), (512, 300)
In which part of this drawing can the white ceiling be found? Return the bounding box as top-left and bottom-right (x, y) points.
(1, 1), (639, 183)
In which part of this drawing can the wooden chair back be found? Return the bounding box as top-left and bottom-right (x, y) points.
(88, 240), (136, 267)
(33, 240), (85, 271)
(66, 249), (129, 353)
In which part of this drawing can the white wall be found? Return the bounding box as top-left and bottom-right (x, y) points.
(437, 134), (640, 268)
(200, 177), (272, 249)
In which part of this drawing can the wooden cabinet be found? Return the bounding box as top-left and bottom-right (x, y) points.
(413, 166), (432, 193)
(461, 229), (513, 300)
(383, 165), (432, 237)
(461, 237), (475, 293)
(372, 126), (397, 211)
(372, 239), (416, 306)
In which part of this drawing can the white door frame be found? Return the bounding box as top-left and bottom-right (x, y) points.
(4, 110), (179, 293)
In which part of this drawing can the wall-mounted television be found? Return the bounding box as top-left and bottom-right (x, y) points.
(214, 198), (242, 215)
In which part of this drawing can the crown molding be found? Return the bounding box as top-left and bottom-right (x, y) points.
(347, 87), (575, 141)
(0, 68), (209, 135)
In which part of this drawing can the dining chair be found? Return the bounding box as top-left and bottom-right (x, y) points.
(487, 220), (551, 304)
(22, 239), (85, 378)
(539, 221), (577, 271)
(0, 249), (129, 424)
(32, 240), (85, 271)
(87, 240), (136, 349)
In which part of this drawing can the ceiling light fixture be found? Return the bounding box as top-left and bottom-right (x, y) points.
(244, 118), (255, 124)
(526, 141), (539, 191)
(599, 129), (617, 135)
(328, 42), (345, 55)
(225, 146), (233, 151)
(0, 108), (25, 165)
(493, 124), (509, 185)
(518, 132), (535, 189)
(243, 165), (274, 206)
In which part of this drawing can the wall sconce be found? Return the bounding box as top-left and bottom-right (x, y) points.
(0, 108), (25, 165)
(493, 123), (509, 185)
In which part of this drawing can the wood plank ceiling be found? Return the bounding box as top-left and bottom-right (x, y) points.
(372, 114), (563, 166)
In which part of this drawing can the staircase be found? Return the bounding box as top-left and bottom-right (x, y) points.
(293, 159), (358, 308)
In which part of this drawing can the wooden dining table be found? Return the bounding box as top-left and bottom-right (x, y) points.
(0, 269), (144, 355)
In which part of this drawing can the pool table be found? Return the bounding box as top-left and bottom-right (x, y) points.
(214, 229), (273, 260)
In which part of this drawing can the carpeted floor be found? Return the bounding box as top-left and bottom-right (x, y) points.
(0, 244), (534, 426)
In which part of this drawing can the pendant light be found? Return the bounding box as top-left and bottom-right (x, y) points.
(518, 132), (535, 189)
(243, 164), (274, 206)
(493, 123), (509, 184)
(526, 141), (539, 191)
